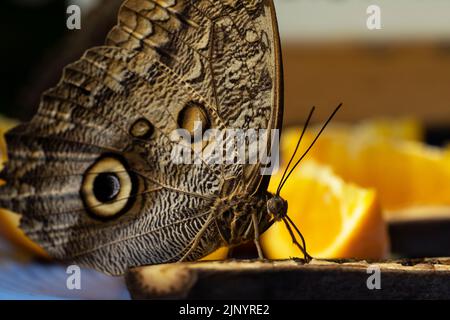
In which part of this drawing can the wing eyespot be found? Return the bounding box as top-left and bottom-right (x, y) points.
(130, 118), (154, 140)
(177, 101), (211, 142)
(81, 155), (137, 220)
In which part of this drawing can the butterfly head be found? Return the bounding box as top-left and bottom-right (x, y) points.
(267, 194), (287, 221)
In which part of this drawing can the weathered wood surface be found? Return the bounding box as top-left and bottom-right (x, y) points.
(389, 218), (450, 258)
(126, 258), (450, 300)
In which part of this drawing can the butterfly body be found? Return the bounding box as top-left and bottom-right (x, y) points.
(213, 191), (273, 247)
(0, 0), (286, 275)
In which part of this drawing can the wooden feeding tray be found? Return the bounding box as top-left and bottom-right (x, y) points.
(387, 209), (450, 257)
(126, 258), (450, 300)
(125, 209), (450, 300)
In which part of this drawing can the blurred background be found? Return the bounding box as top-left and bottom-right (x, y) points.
(0, 0), (449, 143)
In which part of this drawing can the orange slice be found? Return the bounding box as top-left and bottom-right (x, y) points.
(0, 207), (49, 258)
(200, 247), (229, 261)
(261, 160), (389, 259)
(0, 115), (17, 164)
(281, 119), (450, 211)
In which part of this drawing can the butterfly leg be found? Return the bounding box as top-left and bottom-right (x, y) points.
(227, 246), (234, 259)
(282, 217), (312, 262)
(252, 213), (265, 260)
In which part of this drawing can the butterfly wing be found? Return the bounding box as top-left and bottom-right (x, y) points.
(107, 0), (283, 193)
(0, 0), (282, 275)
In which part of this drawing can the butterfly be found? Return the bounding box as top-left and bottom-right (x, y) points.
(0, 0), (340, 276)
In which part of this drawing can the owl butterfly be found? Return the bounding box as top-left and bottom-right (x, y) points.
(0, 0), (339, 276)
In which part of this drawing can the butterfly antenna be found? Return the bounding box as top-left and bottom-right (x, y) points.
(277, 103), (342, 193)
(276, 106), (315, 195)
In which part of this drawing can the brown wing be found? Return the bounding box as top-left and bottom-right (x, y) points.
(0, 0), (282, 275)
(106, 0), (283, 194)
